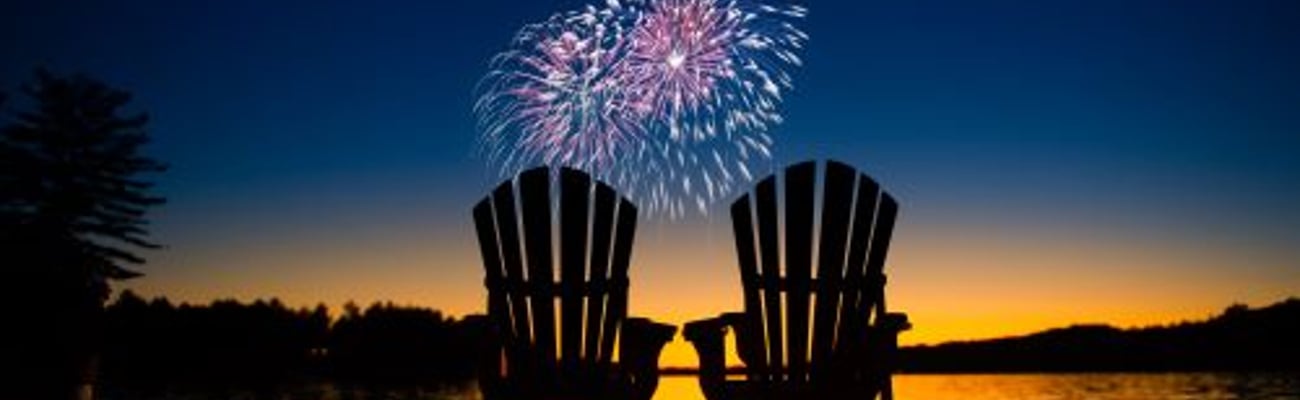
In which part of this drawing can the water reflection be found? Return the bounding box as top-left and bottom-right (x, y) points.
(892, 373), (1300, 400)
(654, 376), (706, 400)
(99, 373), (1300, 400)
(99, 381), (482, 400)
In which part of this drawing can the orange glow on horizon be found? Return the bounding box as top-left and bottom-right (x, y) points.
(126, 216), (1299, 369)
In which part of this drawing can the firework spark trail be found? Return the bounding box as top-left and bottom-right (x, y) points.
(616, 0), (806, 217)
(621, 0), (740, 139)
(475, 0), (806, 218)
(475, 5), (641, 174)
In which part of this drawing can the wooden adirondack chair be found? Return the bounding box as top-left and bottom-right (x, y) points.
(683, 160), (911, 400)
(471, 166), (677, 400)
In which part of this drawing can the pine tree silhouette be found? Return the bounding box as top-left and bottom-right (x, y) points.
(2, 68), (166, 399)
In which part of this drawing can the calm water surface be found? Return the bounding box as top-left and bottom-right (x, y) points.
(655, 374), (1300, 400)
(890, 373), (1300, 400)
(103, 373), (1300, 400)
(658, 373), (1300, 400)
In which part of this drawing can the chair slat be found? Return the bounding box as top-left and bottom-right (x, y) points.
(585, 183), (617, 365)
(474, 200), (515, 379)
(730, 194), (768, 381)
(492, 182), (532, 351)
(836, 175), (881, 359)
(754, 176), (783, 383)
(783, 162), (816, 384)
(559, 168), (590, 379)
(809, 161), (856, 380)
(519, 167), (557, 380)
(600, 198), (637, 366)
(861, 194), (898, 324)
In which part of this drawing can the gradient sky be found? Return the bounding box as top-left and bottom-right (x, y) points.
(3, 0), (1298, 367)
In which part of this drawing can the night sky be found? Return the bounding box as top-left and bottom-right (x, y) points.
(4, 0), (1298, 366)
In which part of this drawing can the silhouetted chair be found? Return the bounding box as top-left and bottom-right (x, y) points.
(683, 160), (910, 400)
(471, 166), (677, 400)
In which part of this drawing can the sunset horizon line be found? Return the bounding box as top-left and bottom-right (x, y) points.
(110, 287), (1298, 347)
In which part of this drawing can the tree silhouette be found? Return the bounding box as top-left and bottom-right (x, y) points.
(2, 68), (166, 399)
(2, 68), (165, 296)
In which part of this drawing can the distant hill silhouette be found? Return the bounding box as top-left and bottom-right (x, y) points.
(900, 298), (1300, 372)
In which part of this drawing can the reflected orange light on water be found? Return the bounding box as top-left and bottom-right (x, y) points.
(653, 376), (706, 400)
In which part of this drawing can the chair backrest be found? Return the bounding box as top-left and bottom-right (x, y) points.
(729, 160), (899, 385)
(472, 166), (639, 391)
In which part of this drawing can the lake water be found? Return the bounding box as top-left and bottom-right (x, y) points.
(898, 373), (1300, 400)
(659, 373), (1300, 400)
(100, 373), (1300, 400)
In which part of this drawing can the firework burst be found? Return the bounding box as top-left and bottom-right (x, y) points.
(475, 5), (641, 173)
(475, 0), (807, 218)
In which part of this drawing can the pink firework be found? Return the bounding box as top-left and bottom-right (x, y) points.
(622, 0), (739, 138)
(620, 0), (806, 143)
(475, 7), (643, 173)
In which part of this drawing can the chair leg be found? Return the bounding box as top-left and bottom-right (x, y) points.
(881, 374), (895, 400)
(620, 317), (678, 400)
(683, 316), (729, 400)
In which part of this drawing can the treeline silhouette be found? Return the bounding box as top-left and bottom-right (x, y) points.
(98, 290), (484, 391)
(86, 291), (1300, 392)
(900, 297), (1300, 372)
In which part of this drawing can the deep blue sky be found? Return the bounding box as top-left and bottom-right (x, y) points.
(3, 0), (1297, 344)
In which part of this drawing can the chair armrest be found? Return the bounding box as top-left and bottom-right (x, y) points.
(619, 317), (677, 400)
(855, 311), (909, 377)
(683, 315), (728, 378)
(620, 317), (677, 367)
(685, 314), (751, 400)
(877, 312), (911, 333)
